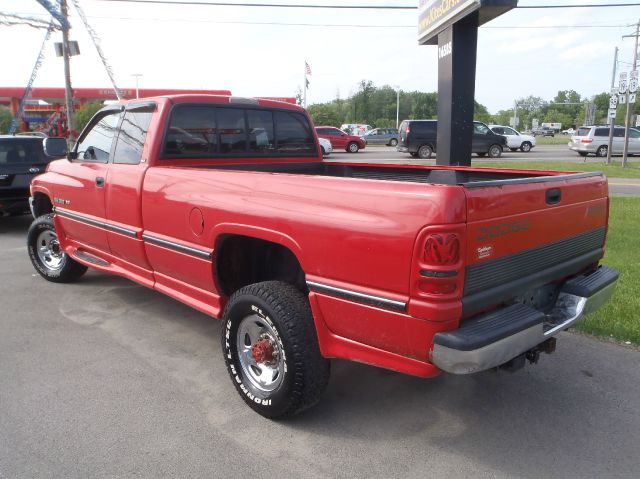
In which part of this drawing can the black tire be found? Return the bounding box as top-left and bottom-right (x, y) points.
(389, 138), (398, 147)
(347, 142), (359, 153)
(27, 214), (87, 283)
(417, 144), (432, 159)
(520, 142), (532, 152)
(222, 281), (330, 418)
(488, 144), (502, 158)
(578, 152), (588, 157)
(596, 145), (608, 157)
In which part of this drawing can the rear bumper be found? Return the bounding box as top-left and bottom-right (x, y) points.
(431, 266), (619, 374)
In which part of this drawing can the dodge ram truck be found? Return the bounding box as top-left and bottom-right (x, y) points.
(28, 95), (619, 418)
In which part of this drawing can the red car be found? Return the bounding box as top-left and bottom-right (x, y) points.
(315, 126), (366, 153)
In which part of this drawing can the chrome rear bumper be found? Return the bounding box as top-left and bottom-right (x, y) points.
(431, 266), (618, 374)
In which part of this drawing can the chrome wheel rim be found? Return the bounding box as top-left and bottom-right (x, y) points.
(237, 314), (285, 393)
(36, 229), (64, 271)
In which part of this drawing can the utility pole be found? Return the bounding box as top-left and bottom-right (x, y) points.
(606, 46), (618, 165)
(622, 19), (639, 168)
(395, 86), (400, 128)
(60, 0), (75, 141)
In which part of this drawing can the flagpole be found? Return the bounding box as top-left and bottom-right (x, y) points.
(303, 60), (307, 108)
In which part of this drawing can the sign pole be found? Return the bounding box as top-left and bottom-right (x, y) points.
(606, 46), (618, 165)
(622, 20), (639, 168)
(436, 12), (478, 166)
(417, 0), (517, 166)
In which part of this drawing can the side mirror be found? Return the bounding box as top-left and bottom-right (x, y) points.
(42, 137), (68, 157)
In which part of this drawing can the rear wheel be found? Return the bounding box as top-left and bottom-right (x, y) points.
(347, 142), (359, 153)
(417, 145), (432, 159)
(596, 145), (608, 157)
(488, 144), (502, 158)
(520, 142), (532, 152)
(27, 214), (87, 283)
(389, 138), (398, 147)
(222, 281), (330, 418)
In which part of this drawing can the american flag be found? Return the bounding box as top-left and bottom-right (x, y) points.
(305, 62), (312, 75)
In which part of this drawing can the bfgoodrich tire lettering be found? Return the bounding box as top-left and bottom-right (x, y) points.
(221, 281), (330, 418)
(27, 214), (87, 283)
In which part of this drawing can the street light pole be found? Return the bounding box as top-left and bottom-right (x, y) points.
(606, 46), (618, 165)
(132, 73), (142, 99)
(395, 86), (400, 128)
(622, 19), (639, 168)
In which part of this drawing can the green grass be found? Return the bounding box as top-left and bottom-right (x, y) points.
(534, 135), (573, 145)
(475, 160), (640, 179)
(573, 197), (640, 345)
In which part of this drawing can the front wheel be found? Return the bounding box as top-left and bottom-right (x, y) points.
(347, 142), (359, 153)
(488, 144), (503, 158)
(27, 214), (87, 283)
(222, 281), (330, 418)
(520, 142), (532, 152)
(388, 138), (398, 147)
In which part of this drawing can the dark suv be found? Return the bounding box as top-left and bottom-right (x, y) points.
(0, 135), (67, 216)
(397, 120), (506, 159)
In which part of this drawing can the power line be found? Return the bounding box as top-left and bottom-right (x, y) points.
(91, 0), (640, 8)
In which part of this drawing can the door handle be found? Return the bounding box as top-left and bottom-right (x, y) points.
(96, 176), (105, 187)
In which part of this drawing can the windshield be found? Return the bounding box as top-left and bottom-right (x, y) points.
(0, 139), (47, 165)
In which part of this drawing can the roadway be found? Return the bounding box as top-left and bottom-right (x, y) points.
(327, 144), (640, 196)
(1, 213), (638, 479)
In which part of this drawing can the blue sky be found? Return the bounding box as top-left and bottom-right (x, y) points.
(1, 0), (639, 112)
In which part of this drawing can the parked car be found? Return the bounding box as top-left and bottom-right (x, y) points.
(562, 128), (576, 136)
(362, 128), (399, 146)
(397, 120), (506, 159)
(339, 123), (372, 136)
(27, 94), (617, 419)
(318, 137), (332, 156)
(489, 125), (536, 152)
(0, 135), (67, 216)
(532, 126), (555, 137)
(315, 126), (366, 153)
(568, 125), (640, 157)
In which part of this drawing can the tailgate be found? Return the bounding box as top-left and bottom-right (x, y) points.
(461, 172), (609, 317)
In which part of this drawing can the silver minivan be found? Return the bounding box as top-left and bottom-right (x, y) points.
(569, 125), (640, 157)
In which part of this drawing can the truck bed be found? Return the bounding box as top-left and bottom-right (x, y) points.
(196, 161), (601, 187)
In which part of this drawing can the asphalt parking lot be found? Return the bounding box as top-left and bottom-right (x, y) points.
(1, 213), (639, 479)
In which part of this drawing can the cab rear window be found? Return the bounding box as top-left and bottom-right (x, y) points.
(163, 104), (316, 159)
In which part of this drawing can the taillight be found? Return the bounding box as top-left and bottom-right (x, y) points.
(581, 138), (593, 144)
(415, 232), (462, 297)
(405, 126), (410, 134)
(423, 233), (460, 265)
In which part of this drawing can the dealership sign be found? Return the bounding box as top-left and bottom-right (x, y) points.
(418, 0), (517, 45)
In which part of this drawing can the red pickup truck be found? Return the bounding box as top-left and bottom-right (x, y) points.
(27, 95), (618, 418)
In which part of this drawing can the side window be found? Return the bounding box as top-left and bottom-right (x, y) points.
(613, 128), (625, 138)
(218, 108), (247, 153)
(247, 109), (274, 152)
(492, 127), (503, 134)
(596, 128), (610, 137)
(630, 129), (640, 139)
(274, 111), (315, 155)
(113, 110), (153, 164)
(75, 111), (121, 162)
(473, 122), (490, 135)
(165, 105), (217, 156)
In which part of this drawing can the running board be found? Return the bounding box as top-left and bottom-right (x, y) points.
(73, 249), (110, 267)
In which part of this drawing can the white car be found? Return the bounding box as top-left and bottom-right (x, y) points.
(318, 137), (332, 156)
(489, 125), (536, 152)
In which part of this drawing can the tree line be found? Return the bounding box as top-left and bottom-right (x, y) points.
(305, 80), (639, 131)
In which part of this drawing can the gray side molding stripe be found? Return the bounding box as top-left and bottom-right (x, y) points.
(142, 233), (212, 260)
(307, 280), (406, 312)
